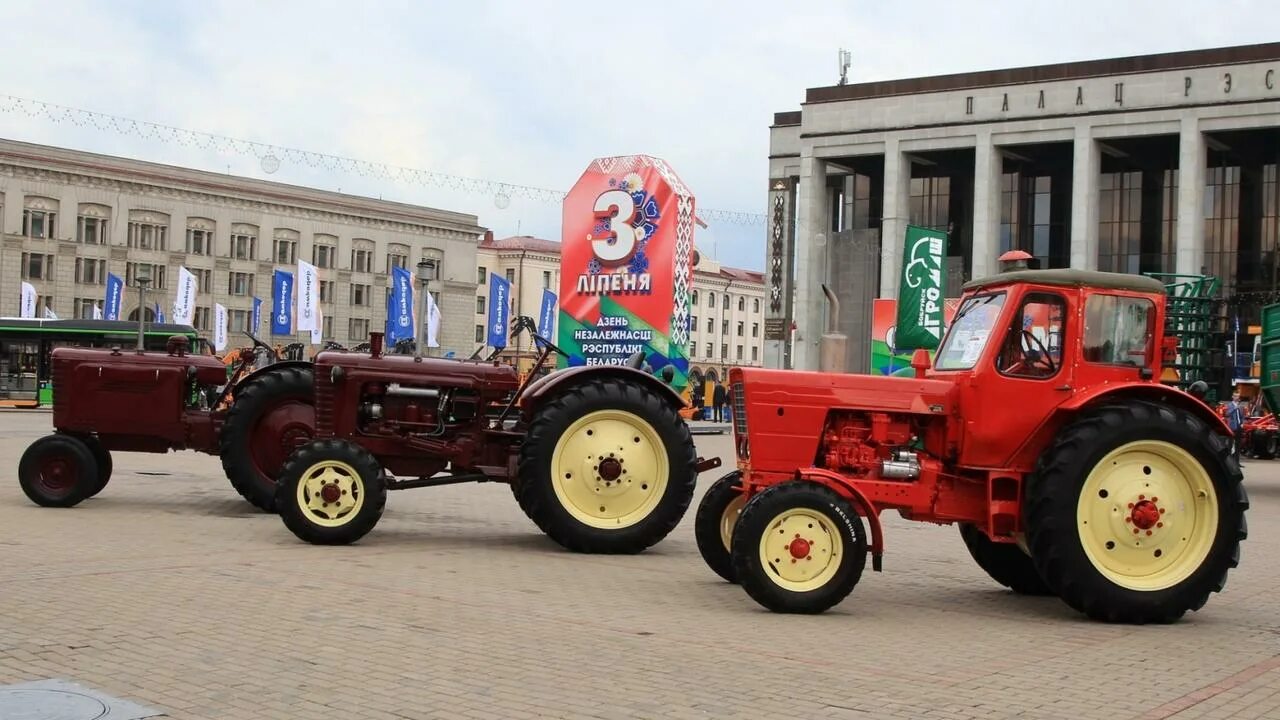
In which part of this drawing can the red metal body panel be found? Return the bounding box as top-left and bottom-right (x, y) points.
(520, 364), (686, 416)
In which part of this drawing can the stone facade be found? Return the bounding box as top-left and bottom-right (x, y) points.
(0, 138), (485, 355)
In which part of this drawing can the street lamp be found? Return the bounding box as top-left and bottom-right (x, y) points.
(414, 258), (438, 362)
(133, 268), (152, 354)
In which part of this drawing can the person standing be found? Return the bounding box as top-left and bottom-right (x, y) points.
(712, 381), (727, 423)
(1226, 390), (1246, 461)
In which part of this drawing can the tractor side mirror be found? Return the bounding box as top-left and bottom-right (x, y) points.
(911, 348), (931, 379)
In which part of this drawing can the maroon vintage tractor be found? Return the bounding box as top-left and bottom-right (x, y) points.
(699, 269), (1247, 624)
(16, 278), (315, 512)
(273, 263), (719, 553)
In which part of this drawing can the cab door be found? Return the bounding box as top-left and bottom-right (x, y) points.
(961, 289), (1073, 469)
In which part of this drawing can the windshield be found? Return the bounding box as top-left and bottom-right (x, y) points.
(934, 292), (1007, 370)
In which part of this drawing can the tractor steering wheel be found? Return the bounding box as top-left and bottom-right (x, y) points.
(1021, 330), (1056, 374)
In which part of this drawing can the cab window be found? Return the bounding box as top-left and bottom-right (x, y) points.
(934, 292), (1006, 370)
(996, 292), (1065, 379)
(1083, 294), (1155, 366)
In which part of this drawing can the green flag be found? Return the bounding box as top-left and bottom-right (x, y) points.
(895, 225), (948, 350)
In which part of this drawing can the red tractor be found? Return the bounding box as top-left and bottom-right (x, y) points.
(271, 262), (718, 553)
(17, 279), (315, 512)
(696, 269), (1247, 624)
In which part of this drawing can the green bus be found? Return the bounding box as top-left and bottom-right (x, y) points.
(0, 318), (206, 408)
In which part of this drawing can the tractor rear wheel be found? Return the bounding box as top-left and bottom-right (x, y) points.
(730, 482), (867, 614)
(694, 470), (747, 583)
(79, 435), (113, 499)
(1026, 401), (1247, 624)
(958, 524), (1052, 596)
(516, 377), (697, 554)
(275, 439), (387, 545)
(18, 434), (99, 508)
(220, 365), (315, 512)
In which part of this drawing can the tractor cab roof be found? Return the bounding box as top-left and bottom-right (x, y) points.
(961, 269), (1166, 295)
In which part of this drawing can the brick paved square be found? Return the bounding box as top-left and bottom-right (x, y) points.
(2, 411), (1277, 720)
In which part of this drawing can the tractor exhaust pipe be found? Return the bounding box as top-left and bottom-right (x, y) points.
(819, 283), (848, 373)
(414, 259), (437, 363)
(135, 276), (151, 355)
(369, 331), (384, 359)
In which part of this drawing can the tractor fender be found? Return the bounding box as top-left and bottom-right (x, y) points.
(796, 467), (885, 572)
(520, 365), (686, 417)
(230, 361), (314, 398)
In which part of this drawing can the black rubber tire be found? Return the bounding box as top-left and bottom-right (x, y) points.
(275, 439), (388, 545)
(958, 523), (1053, 596)
(79, 435), (113, 499)
(1262, 433), (1278, 460)
(730, 482), (867, 614)
(219, 365), (315, 512)
(18, 434), (99, 508)
(1026, 401), (1248, 624)
(516, 377), (697, 554)
(694, 471), (745, 583)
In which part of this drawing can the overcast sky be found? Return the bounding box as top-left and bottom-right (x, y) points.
(0, 1), (1271, 271)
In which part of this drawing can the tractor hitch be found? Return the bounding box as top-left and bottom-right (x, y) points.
(695, 456), (722, 474)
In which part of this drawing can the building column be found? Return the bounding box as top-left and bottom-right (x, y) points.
(971, 130), (1001, 280)
(1175, 118), (1206, 276)
(880, 139), (910, 299)
(1069, 123), (1101, 270)
(793, 154), (828, 371)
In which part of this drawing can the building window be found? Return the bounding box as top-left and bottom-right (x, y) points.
(752, 346), (759, 362)
(193, 306), (211, 331)
(753, 298), (760, 313)
(707, 292), (715, 308)
(229, 233), (256, 261)
(319, 280), (335, 304)
(721, 343), (728, 359)
(736, 345), (743, 361)
(543, 271), (552, 289)
(125, 262), (167, 289)
(230, 309), (250, 333)
(36, 295), (56, 317)
(388, 244), (409, 271)
(1204, 161), (1241, 296)
(228, 272), (253, 296)
(475, 324), (485, 343)
(187, 228), (214, 256)
(505, 268), (516, 284)
(1097, 171), (1144, 275)
(752, 322), (759, 338)
(910, 175), (951, 232)
(736, 321), (744, 336)
(705, 343), (713, 357)
(23, 208), (56, 239)
(78, 216), (107, 245)
(350, 283), (371, 306)
(21, 253), (53, 280)
(723, 295), (729, 310)
(692, 290), (699, 305)
(691, 314), (698, 332)
(349, 318), (370, 340)
(127, 220), (168, 250)
(351, 241), (374, 273)
(74, 298), (98, 319)
(477, 266), (487, 284)
(706, 318), (713, 333)
(738, 297), (745, 311)
(476, 296), (486, 315)
(313, 243), (335, 269)
(74, 258), (106, 285)
(722, 319), (729, 334)
(689, 342), (697, 358)
(194, 268), (212, 294)
(274, 237), (297, 264)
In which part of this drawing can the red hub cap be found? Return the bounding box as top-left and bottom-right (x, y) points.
(320, 483), (342, 503)
(1130, 500), (1161, 530)
(598, 457), (622, 482)
(788, 537), (811, 559)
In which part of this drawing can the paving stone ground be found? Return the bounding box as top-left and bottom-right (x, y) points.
(1, 411), (1277, 720)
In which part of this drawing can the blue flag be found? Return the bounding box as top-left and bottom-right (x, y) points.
(252, 297), (262, 334)
(154, 302), (165, 324)
(272, 269), (294, 335)
(487, 272), (510, 349)
(387, 265), (415, 345)
(104, 273), (123, 321)
(536, 289), (557, 349)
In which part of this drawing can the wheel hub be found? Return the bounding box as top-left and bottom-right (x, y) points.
(320, 483), (342, 503)
(788, 537), (812, 559)
(598, 457), (622, 482)
(1129, 498), (1162, 531)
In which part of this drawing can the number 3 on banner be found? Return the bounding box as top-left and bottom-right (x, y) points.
(590, 189), (638, 265)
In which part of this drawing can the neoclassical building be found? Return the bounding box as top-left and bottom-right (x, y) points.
(0, 138), (485, 353)
(766, 42), (1280, 371)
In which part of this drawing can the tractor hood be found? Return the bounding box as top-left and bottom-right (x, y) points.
(733, 367), (955, 415)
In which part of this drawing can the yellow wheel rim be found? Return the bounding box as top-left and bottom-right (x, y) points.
(550, 409), (669, 529)
(294, 459), (366, 528)
(1077, 440), (1219, 592)
(719, 492), (747, 551)
(757, 508), (844, 592)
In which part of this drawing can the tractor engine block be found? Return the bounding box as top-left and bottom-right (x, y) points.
(818, 411), (918, 479)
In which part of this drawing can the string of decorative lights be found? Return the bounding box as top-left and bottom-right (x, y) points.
(0, 93), (766, 226)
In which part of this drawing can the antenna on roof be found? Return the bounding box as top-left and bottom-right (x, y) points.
(837, 49), (851, 86)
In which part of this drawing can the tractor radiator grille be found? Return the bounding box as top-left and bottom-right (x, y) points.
(732, 381), (748, 459)
(314, 368), (334, 436)
(51, 360), (68, 413)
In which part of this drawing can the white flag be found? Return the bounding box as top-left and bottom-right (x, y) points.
(310, 305), (322, 345)
(213, 303), (228, 352)
(43, 305), (59, 320)
(296, 259), (319, 331)
(172, 266), (197, 325)
(19, 282), (36, 318)
(92, 303), (103, 320)
(426, 291), (441, 348)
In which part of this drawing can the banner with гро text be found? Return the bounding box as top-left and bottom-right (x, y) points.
(894, 225), (948, 351)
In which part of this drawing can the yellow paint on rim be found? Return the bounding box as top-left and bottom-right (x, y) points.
(550, 409), (668, 530)
(1077, 440), (1219, 592)
(294, 459), (366, 528)
(719, 492), (747, 551)
(757, 508), (844, 592)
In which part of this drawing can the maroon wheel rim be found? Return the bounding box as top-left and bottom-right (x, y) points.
(36, 452), (79, 497)
(249, 400), (315, 487)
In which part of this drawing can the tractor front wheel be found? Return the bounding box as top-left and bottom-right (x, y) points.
(275, 439), (387, 545)
(730, 482), (867, 614)
(958, 524), (1052, 596)
(78, 435), (113, 499)
(1027, 401), (1247, 624)
(220, 365), (316, 512)
(694, 470), (747, 583)
(516, 377), (697, 554)
(18, 434), (100, 508)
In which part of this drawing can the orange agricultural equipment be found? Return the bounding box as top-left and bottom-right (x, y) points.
(695, 269), (1248, 624)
